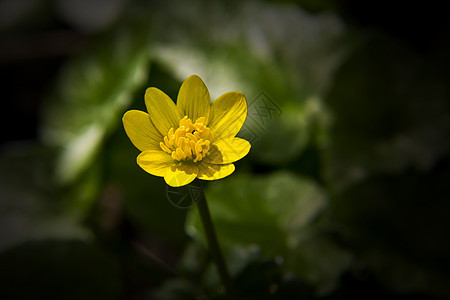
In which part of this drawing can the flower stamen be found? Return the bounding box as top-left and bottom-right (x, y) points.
(160, 116), (214, 162)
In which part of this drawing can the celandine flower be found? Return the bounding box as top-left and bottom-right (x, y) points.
(123, 75), (251, 187)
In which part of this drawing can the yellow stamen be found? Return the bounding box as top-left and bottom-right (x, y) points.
(186, 132), (197, 141)
(160, 142), (172, 154)
(160, 116), (214, 162)
(176, 148), (186, 160)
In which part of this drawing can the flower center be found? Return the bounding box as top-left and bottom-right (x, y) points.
(160, 116), (214, 162)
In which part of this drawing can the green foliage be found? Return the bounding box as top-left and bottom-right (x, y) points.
(250, 100), (329, 165)
(323, 33), (450, 190)
(41, 21), (152, 185)
(321, 33), (450, 297)
(185, 172), (351, 294)
(187, 172), (327, 253)
(2, 0), (450, 298)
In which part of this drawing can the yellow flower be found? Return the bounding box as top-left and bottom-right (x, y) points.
(122, 75), (251, 187)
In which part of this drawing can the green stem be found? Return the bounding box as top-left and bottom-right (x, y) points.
(192, 181), (236, 299)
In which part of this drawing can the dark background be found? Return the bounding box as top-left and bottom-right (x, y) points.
(1, 0), (449, 299)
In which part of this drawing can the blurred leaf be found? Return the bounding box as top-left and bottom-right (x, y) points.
(186, 171), (350, 292)
(152, 0), (346, 99)
(249, 99), (330, 165)
(41, 20), (151, 185)
(187, 172), (327, 255)
(0, 20), (154, 251)
(323, 34), (450, 190)
(150, 0), (346, 166)
(0, 240), (121, 299)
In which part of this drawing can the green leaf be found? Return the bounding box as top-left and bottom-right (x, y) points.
(249, 99), (330, 165)
(185, 171), (350, 292)
(152, 0), (346, 100)
(150, 1), (345, 166)
(187, 172), (327, 256)
(41, 21), (152, 185)
(323, 34), (450, 190)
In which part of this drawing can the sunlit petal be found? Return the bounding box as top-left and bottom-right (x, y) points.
(177, 75), (211, 123)
(208, 92), (247, 141)
(164, 163), (199, 187)
(123, 110), (163, 151)
(203, 138), (251, 164)
(145, 87), (182, 136)
(137, 150), (174, 177)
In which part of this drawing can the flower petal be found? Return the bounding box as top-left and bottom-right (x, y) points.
(164, 163), (199, 187)
(197, 163), (235, 180)
(145, 87), (182, 136)
(208, 92), (247, 141)
(137, 150), (174, 177)
(203, 137), (251, 164)
(177, 75), (211, 123)
(123, 110), (163, 151)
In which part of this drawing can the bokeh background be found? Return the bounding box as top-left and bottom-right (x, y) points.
(1, 0), (450, 299)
